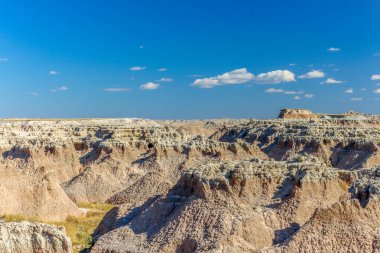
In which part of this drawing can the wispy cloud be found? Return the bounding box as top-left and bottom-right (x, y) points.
(327, 47), (340, 52)
(157, 78), (173, 82)
(350, 97), (363, 101)
(374, 89), (380, 94)
(130, 66), (146, 71)
(371, 75), (380, 80)
(51, 86), (68, 93)
(0, 57), (8, 62)
(49, 70), (58, 75)
(30, 92), (39, 96)
(283, 91), (304, 95)
(321, 78), (344, 84)
(192, 68), (295, 88)
(374, 52), (380, 57)
(265, 88), (285, 93)
(304, 94), (315, 98)
(298, 70), (325, 79)
(294, 96), (301, 100)
(265, 88), (304, 95)
(289, 63), (297, 66)
(103, 88), (130, 92)
(344, 88), (354, 93)
(157, 68), (167, 72)
(140, 82), (159, 90)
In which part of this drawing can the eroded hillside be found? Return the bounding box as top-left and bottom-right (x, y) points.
(1, 110), (380, 252)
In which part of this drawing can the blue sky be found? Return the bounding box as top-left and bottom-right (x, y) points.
(0, 0), (379, 119)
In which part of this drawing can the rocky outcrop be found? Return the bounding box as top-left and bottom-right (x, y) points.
(90, 160), (352, 252)
(260, 199), (380, 253)
(213, 117), (380, 169)
(1, 111), (380, 252)
(0, 221), (72, 253)
(278, 109), (317, 119)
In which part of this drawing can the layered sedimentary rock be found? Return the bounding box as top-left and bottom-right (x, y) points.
(0, 221), (72, 253)
(278, 109), (317, 119)
(0, 110), (380, 252)
(91, 161), (380, 253)
(213, 116), (380, 169)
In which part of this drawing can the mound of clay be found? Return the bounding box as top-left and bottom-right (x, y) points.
(0, 221), (72, 253)
(0, 169), (81, 221)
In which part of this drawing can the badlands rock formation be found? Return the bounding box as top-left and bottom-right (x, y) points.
(278, 109), (317, 119)
(1, 109), (380, 252)
(0, 221), (72, 253)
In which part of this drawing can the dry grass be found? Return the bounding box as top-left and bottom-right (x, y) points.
(1, 203), (114, 253)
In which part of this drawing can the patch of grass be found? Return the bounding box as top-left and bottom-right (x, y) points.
(77, 202), (115, 212)
(1, 203), (114, 253)
(1, 214), (41, 223)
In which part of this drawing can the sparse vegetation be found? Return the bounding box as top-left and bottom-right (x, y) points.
(1, 203), (114, 253)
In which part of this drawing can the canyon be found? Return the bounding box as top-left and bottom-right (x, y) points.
(0, 109), (380, 252)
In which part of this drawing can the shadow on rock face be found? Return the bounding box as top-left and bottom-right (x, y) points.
(176, 237), (198, 253)
(273, 223), (301, 244)
(2, 146), (31, 160)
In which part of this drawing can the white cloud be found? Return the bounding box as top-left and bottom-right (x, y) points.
(304, 94), (315, 98)
(327, 47), (340, 52)
(265, 88), (303, 95)
(103, 88), (130, 92)
(192, 68), (254, 88)
(217, 68), (255, 84)
(49, 70), (58, 75)
(192, 68), (295, 88)
(374, 89), (380, 94)
(157, 78), (173, 82)
(289, 63), (297, 66)
(344, 88), (354, 94)
(192, 78), (220, 88)
(140, 82), (159, 90)
(51, 86), (68, 93)
(130, 66), (146, 71)
(265, 88), (284, 93)
(157, 68), (167, 72)
(30, 92), (39, 96)
(321, 78), (343, 84)
(283, 91), (304, 95)
(371, 75), (380, 80)
(0, 57), (8, 62)
(350, 97), (363, 101)
(254, 70), (296, 84)
(298, 70), (325, 79)
(294, 96), (301, 100)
